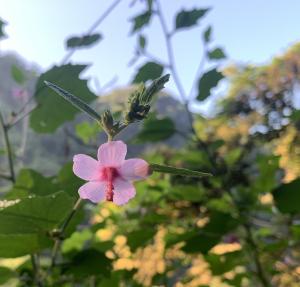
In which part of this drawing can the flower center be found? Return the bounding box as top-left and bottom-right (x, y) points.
(102, 167), (118, 201)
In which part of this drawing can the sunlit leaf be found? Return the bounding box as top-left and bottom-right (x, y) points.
(132, 62), (163, 83)
(175, 8), (210, 30)
(30, 64), (96, 133)
(66, 33), (102, 49)
(75, 121), (101, 144)
(0, 267), (15, 284)
(197, 68), (223, 101)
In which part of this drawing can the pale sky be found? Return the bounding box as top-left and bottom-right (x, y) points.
(0, 0), (300, 110)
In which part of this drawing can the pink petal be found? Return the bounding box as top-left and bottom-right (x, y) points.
(78, 181), (106, 203)
(113, 178), (136, 206)
(118, 159), (150, 181)
(73, 154), (102, 181)
(97, 141), (127, 167)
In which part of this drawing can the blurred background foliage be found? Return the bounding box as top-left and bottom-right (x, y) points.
(0, 0), (300, 286)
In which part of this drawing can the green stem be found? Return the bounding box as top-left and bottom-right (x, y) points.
(0, 111), (15, 183)
(50, 197), (82, 268)
(244, 223), (270, 287)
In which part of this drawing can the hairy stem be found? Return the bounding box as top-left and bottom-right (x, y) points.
(50, 197), (82, 268)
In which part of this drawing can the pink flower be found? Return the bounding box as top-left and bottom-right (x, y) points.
(12, 88), (28, 101)
(73, 141), (150, 205)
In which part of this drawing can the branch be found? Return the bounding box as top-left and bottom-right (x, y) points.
(0, 110), (15, 182)
(50, 198), (82, 268)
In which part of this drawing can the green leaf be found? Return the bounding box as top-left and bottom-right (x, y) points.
(0, 192), (76, 257)
(0, 192), (74, 235)
(133, 62), (163, 83)
(175, 8), (210, 30)
(272, 178), (300, 213)
(0, 234), (44, 258)
(57, 162), (84, 197)
(44, 81), (102, 123)
(182, 211), (239, 254)
(75, 121), (101, 144)
(0, 267), (15, 284)
(0, 18), (7, 39)
(169, 185), (205, 202)
(66, 33), (102, 49)
(208, 48), (226, 60)
(203, 26), (212, 43)
(150, 163), (212, 178)
(7, 168), (59, 199)
(197, 68), (223, 101)
(11, 64), (26, 84)
(133, 115), (175, 142)
(30, 64), (96, 133)
(206, 251), (243, 275)
(138, 34), (146, 50)
(131, 11), (152, 33)
(126, 229), (156, 251)
(64, 249), (112, 278)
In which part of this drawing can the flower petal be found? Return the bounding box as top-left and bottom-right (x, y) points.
(97, 141), (127, 167)
(119, 159), (150, 181)
(113, 178), (136, 206)
(78, 181), (106, 203)
(73, 154), (102, 181)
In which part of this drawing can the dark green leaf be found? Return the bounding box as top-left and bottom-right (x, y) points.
(150, 163), (212, 178)
(11, 64), (26, 84)
(175, 8), (210, 30)
(138, 35), (146, 50)
(182, 211), (239, 254)
(64, 249), (112, 278)
(127, 229), (156, 251)
(30, 64), (96, 133)
(197, 68), (223, 101)
(132, 62), (163, 83)
(206, 251), (243, 275)
(272, 178), (300, 213)
(0, 18), (7, 39)
(133, 115), (175, 142)
(203, 26), (212, 42)
(208, 47), (226, 60)
(131, 11), (152, 33)
(66, 33), (102, 49)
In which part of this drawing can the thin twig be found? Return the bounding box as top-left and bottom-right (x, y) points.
(0, 110), (15, 182)
(6, 105), (38, 130)
(155, 0), (195, 130)
(60, 0), (122, 64)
